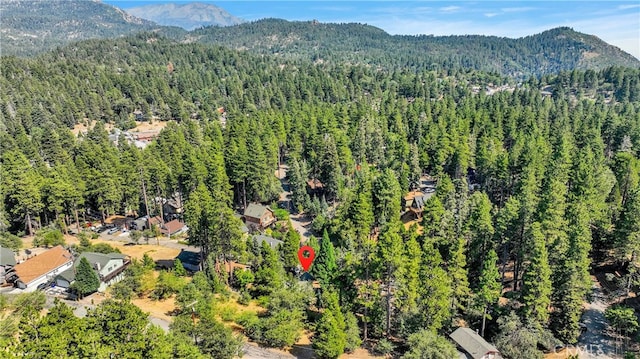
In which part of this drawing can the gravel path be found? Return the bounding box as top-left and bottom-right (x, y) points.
(577, 279), (617, 359)
(276, 164), (312, 243)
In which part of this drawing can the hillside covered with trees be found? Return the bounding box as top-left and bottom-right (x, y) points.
(2, 1), (638, 79)
(0, 26), (639, 359)
(191, 20), (640, 77)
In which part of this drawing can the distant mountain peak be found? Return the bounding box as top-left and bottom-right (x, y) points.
(125, 2), (244, 30)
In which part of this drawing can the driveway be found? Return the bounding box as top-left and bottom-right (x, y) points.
(576, 278), (617, 359)
(290, 213), (312, 242)
(276, 164), (313, 243)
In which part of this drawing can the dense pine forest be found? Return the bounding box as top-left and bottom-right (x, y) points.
(1, 31), (640, 359)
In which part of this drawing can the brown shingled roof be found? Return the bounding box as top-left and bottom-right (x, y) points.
(13, 246), (73, 285)
(161, 219), (186, 235)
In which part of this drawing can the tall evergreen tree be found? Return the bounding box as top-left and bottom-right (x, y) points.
(312, 229), (337, 286)
(521, 222), (552, 326)
(477, 249), (501, 337)
(73, 257), (100, 298)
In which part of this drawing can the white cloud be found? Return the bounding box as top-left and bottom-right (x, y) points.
(501, 7), (536, 13)
(618, 4), (640, 10)
(440, 6), (461, 13)
(484, 12), (499, 18)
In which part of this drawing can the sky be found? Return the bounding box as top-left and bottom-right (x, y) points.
(105, 1), (640, 59)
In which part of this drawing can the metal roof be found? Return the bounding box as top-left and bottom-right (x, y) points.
(0, 248), (16, 266)
(449, 327), (499, 359)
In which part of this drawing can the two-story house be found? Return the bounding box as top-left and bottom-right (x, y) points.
(56, 252), (130, 292)
(243, 203), (276, 231)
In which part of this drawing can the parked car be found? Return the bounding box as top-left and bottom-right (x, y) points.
(37, 282), (53, 291)
(107, 227), (120, 235)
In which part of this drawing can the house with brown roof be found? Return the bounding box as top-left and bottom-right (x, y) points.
(160, 219), (188, 237)
(243, 203), (276, 231)
(11, 246), (73, 292)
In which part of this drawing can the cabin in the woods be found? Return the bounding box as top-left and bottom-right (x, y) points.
(402, 189), (435, 220)
(160, 219), (188, 237)
(162, 194), (184, 218)
(131, 215), (163, 231)
(450, 327), (502, 359)
(243, 203), (276, 231)
(306, 178), (324, 196)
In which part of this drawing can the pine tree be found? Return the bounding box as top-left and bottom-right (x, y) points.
(377, 219), (404, 336)
(395, 231), (421, 323)
(373, 168), (402, 227)
(477, 249), (501, 337)
(319, 135), (342, 201)
(253, 241), (285, 296)
(73, 257), (100, 298)
(280, 222), (301, 271)
(418, 239), (453, 332)
(521, 222), (552, 326)
(312, 229), (337, 286)
(466, 191), (495, 280)
(313, 291), (347, 359)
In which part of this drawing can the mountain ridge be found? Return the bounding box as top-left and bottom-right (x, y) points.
(1, 1), (638, 78)
(125, 2), (244, 30)
(188, 19), (639, 77)
(0, 0), (169, 57)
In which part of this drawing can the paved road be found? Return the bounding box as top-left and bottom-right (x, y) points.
(577, 279), (617, 359)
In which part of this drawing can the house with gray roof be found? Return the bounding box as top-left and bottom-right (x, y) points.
(450, 327), (502, 359)
(55, 252), (130, 292)
(175, 250), (202, 272)
(0, 247), (16, 285)
(254, 235), (283, 250)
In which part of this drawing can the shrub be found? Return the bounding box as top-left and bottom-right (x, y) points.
(232, 269), (254, 290)
(273, 208), (289, 221)
(219, 305), (237, 322)
(237, 291), (252, 306)
(374, 338), (394, 356)
(150, 271), (185, 300)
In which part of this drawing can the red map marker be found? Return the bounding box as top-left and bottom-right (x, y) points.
(297, 246), (315, 272)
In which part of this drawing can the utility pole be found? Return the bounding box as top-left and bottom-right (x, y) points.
(140, 168), (151, 233)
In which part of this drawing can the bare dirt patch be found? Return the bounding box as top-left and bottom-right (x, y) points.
(70, 119), (169, 136)
(128, 120), (168, 133)
(131, 296), (177, 322)
(342, 348), (387, 359)
(71, 120), (114, 136)
(95, 241), (181, 261)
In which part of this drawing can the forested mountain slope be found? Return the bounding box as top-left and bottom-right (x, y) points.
(2, 0), (638, 79)
(1, 31), (640, 358)
(191, 19), (640, 77)
(0, 0), (185, 56)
